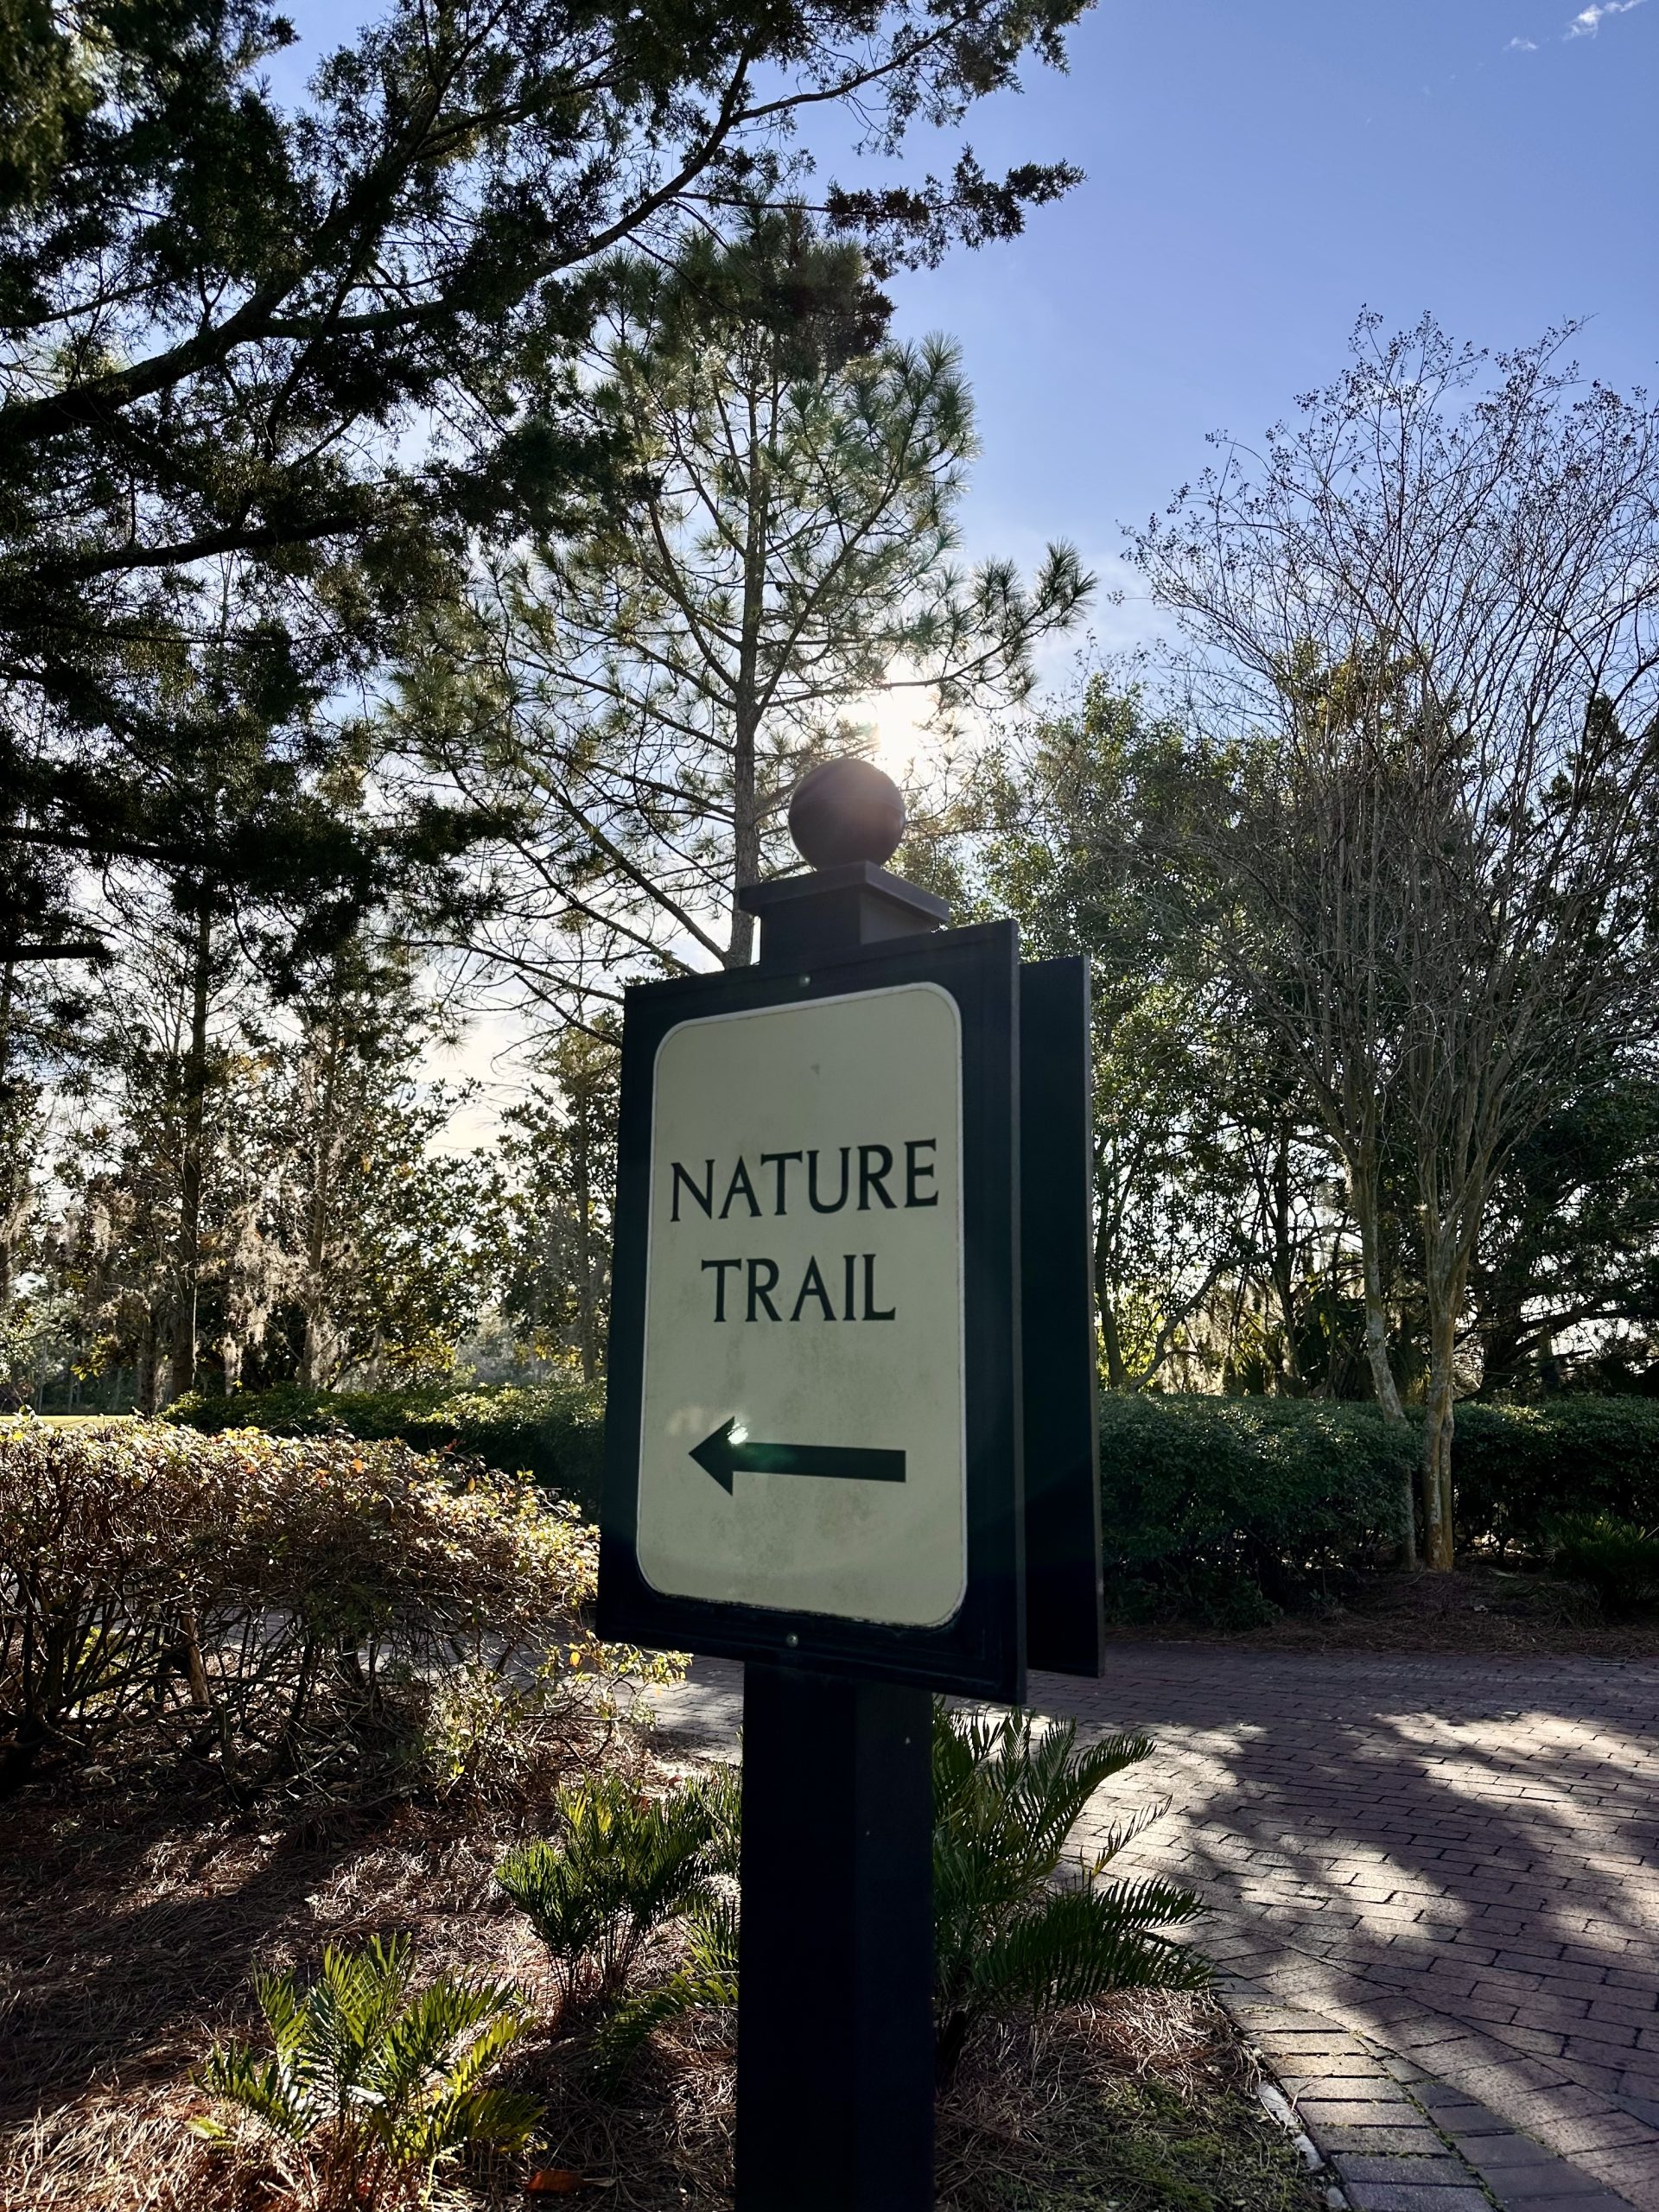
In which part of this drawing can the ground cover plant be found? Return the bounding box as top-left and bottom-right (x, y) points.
(1544, 1513), (1659, 1620)
(0, 1625), (1316, 2212)
(495, 1770), (740, 2017)
(931, 1709), (1208, 2084)
(194, 1935), (539, 2211)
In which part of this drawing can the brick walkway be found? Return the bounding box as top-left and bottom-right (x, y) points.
(646, 1645), (1659, 2209)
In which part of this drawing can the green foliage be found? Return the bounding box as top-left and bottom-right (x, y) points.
(405, 203), (1090, 1020)
(167, 1373), (607, 1517)
(931, 1706), (1208, 2087)
(496, 1770), (740, 2011)
(493, 1031), (619, 1382)
(589, 1894), (741, 2088)
(194, 1934), (538, 2211)
(1471, 1064), (1659, 1395)
(973, 683), (1272, 1394)
(3, 0), (1089, 964)
(1097, 1393), (1414, 1624)
(496, 1713), (1202, 2097)
(1453, 1398), (1659, 1552)
(0, 1419), (645, 1795)
(1545, 1513), (1659, 1619)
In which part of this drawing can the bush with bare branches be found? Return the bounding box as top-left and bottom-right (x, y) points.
(0, 1421), (665, 1797)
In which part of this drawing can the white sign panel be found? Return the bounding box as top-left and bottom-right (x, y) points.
(635, 982), (966, 1627)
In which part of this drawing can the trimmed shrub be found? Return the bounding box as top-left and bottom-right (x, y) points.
(0, 1419), (651, 1794)
(1096, 1394), (1414, 1625)
(167, 1375), (608, 1516)
(1453, 1398), (1659, 1552)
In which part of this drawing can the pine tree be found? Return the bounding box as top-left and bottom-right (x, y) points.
(1, 0), (1090, 962)
(399, 206), (1090, 1015)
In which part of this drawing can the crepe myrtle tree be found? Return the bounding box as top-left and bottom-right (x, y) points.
(1134, 315), (1659, 1567)
(396, 207), (1090, 1026)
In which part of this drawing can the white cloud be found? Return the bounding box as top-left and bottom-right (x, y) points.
(1505, 34), (1539, 47)
(1566, 0), (1646, 35)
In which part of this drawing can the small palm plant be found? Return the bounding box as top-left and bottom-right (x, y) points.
(589, 1892), (741, 2087)
(496, 1769), (738, 2014)
(931, 1704), (1209, 2086)
(193, 1933), (539, 2210)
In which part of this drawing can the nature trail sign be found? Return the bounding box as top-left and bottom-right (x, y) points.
(636, 979), (968, 1630)
(596, 756), (1102, 2210)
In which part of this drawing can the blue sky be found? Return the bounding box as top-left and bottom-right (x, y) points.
(849, 0), (1659, 637)
(273, 0), (1658, 647)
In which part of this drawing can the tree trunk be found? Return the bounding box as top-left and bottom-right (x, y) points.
(136, 1313), (161, 1414)
(0, 953), (16, 1319)
(1268, 1122), (1304, 1392)
(1094, 1187), (1128, 1389)
(298, 992), (344, 1390)
(572, 1111), (599, 1384)
(726, 691), (761, 969)
(166, 901), (213, 1402)
(1419, 1244), (1467, 1573)
(724, 382), (774, 971)
(1473, 1275), (1530, 1397)
(1348, 1148), (1415, 1567)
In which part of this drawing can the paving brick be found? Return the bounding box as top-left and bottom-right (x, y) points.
(1333, 2156), (1471, 2183)
(1314, 2126), (1456, 2156)
(646, 1649), (1659, 2212)
(1483, 2199), (1642, 2212)
(1469, 2166), (1618, 2201)
(1296, 2098), (1421, 2126)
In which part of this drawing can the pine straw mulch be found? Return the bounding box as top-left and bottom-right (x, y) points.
(1, 1752), (1321, 2212)
(498, 1991), (1324, 2212)
(1111, 1560), (1659, 1659)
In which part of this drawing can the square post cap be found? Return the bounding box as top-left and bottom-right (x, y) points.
(739, 862), (948, 964)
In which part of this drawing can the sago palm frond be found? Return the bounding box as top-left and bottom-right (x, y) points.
(372, 1972), (524, 2103)
(497, 1770), (735, 2003)
(588, 1893), (741, 2090)
(193, 2046), (315, 2145)
(193, 1936), (537, 2200)
(969, 1880), (1211, 2014)
(931, 1702), (1207, 2086)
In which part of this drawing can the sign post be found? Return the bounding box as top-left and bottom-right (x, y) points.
(598, 757), (1100, 2208)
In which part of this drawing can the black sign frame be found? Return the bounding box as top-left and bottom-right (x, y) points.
(597, 919), (1025, 1702)
(1019, 957), (1105, 1677)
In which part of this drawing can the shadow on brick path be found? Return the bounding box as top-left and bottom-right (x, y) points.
(648, 1646), (1659, 2210)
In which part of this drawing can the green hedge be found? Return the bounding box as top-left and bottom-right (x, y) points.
(166, 1382), (1659, 1617)
(1096, 1394), (1414, 1626)
(1452, 1399), (1659, 1550)
(166, 1376), (608, 1518)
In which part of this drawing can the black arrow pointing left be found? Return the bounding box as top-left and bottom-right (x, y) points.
(690, 1418), (906, 1495)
